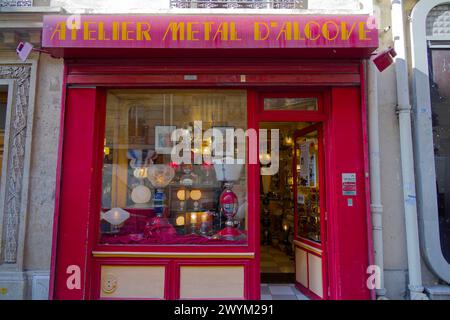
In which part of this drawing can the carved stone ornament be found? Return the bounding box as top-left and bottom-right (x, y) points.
(0, 65), (32, 263)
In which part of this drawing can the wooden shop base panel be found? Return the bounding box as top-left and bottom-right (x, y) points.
(179, 266), (245, 300)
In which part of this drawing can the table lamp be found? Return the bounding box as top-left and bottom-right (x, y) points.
(128, 149), (155, 207)
(147, 164), (175, 226)
(102, 208), (130, 233)
(176, 189), (190, 211)
(213, 157), (244, 240)
(190, 189), (202, 211)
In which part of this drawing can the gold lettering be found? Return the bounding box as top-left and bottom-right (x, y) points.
(69, 20), (77, 40)
(213, 22), (228, 41)
(305, 21), (321, 40)
(112, 22), (119, 40)
(322, 21), (339, 41)
(121, 22), (135, 40)
(98, 22), (110, 41)
(276, 22), (292, 41)
(137, 22), (151, 41)
(203, 22), (214, 40)
(187, 22), (200, 41)
(83, 22), (96, 40)
(341, 22), (357, 40)
(163, 22), (185, 41)
(293, 22), (305, 40)
(50, 22), (66, 41)
(254, 22), (270, 41)
(358, 22), (371, 40)
(230, 22), (241, 41)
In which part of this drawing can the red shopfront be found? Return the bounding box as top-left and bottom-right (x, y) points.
(44, 15), (378, 300)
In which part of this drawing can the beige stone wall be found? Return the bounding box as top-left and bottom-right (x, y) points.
(23, 53), (62, 272)
(0, 49), (62, 299)
(373, 0), (408, 299)
(373, 0), (441, 299)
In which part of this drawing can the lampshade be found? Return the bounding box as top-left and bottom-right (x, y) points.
(284, 136), (293, 146)
(213, 158), (244, 182)
(176, 189), (190, 201)
(130, 185), (151, 204)
(201, 212), (209, 223)
(259, 153), (271, 163)
(190, 212), (198, 224)
(102, 208), (130, 226)
(147, 164), (175, 188)
(190, 189), (202, 201)
(175, 215), (185, 226)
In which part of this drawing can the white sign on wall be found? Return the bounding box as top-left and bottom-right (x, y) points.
(342, 173), (357, 196)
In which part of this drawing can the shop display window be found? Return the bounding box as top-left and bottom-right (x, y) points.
(100, 89), (248, 245)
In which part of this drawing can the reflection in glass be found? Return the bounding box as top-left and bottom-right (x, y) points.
(264, 98), (318, 111)
(296, 130), (320, 243)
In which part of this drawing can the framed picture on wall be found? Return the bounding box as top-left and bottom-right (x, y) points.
(155, 125), (176, 154)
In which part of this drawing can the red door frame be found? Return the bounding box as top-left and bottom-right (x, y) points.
(254, 93), (328, 299)
(49, 58), (374, 300)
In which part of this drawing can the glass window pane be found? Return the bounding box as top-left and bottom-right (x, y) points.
(295, 130), (320, 243)
(264, 98), (318, 111)
(430, 49), (450, 263)
(100, 89), (248, 246)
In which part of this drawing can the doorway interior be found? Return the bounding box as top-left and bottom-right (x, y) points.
(259, 121), (322, 300)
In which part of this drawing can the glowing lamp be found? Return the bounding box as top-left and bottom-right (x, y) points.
(102, 208), (130, 226)
(190, 189), (202, 211)
(176, 189), (190, 201)
(147, 164), (175, 189)
(284, 136), (293, 146)
(259, 153), (271, 164)
(199, 211), (213, 236)
(175, 215), (185, 226)
(177, 189), (190, 211)
(190, 189), (202, 201)
(147, 164), (175, 225)
(189, 212), (199, 234)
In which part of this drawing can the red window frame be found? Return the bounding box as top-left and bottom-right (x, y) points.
(94, 87), (258, 255)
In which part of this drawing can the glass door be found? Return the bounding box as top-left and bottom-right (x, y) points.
(292, 124), (326, 299)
